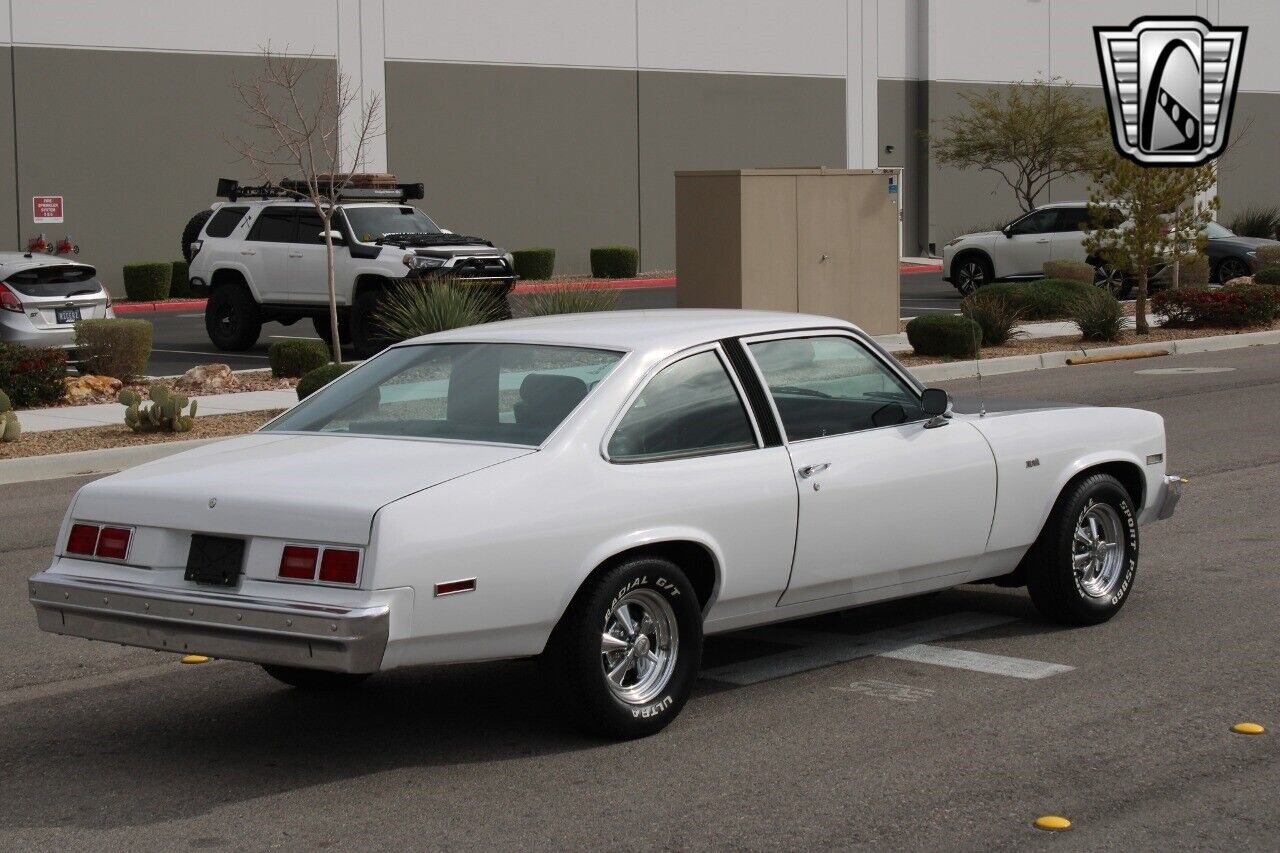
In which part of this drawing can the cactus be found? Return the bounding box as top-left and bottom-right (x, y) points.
(119, 384), (198, 433)
(0, 389), (10, 413)
(1, 411), (19, 443)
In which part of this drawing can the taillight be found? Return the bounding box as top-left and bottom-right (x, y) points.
(189, 240), (202, 258)
(66, 523), (99, 555)
(0, 282), (22, 313)
(95, 527), (132, 560)
(279, 545), (319, 580)
(319, 549), (360, 584)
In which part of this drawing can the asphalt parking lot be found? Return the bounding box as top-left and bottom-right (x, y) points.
(141, 271), (956, 375)
(3, 343), (1273, 850)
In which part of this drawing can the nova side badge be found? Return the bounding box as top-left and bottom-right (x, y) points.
(1094, 16), (1247, 166)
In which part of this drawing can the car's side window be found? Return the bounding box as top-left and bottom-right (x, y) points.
(248, 209), (299, 243)
(295, 211), (327, 245)
(748, 335), (924, 441)
(1008, 210), (1058, 235)
(1055, 208), (1090, 233)
(204, 206), (248, 238)
(607, 350), (757, 462)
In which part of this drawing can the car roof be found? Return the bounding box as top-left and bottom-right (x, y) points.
(1034, 201), (1088, 209)
(412, 309), (859, 357)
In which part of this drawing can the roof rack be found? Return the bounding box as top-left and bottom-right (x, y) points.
(215, 177), (425, 203)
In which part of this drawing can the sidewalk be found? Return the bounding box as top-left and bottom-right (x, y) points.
(877, 315), (1159, 353)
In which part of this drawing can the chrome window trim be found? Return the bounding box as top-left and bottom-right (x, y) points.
(600, 342), (764, 465)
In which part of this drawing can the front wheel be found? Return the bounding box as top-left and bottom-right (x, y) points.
(350, 288), (394, 360)
(1026, 473), (1139, 626)
(953, 256), (992, 295)
(1215, 257), (1250, 284)
(545, 557), (703, 739)
(1092, 263), (1133, 299)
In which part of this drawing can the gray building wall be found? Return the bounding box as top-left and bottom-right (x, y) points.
(9, 47), (330, 296)
(0, 47), (17, 251)
(1218, 91), (1280, 226)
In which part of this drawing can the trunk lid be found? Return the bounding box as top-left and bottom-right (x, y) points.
(71, 433), (532, 545)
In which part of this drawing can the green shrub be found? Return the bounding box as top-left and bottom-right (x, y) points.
(1154, 285), (1279, 328)
(0, 389), (9, 412)
(297, 362), (356, 400)
(1227, 206), (1280, 239)
(979, 279), (1096, 320)
(373, 279), (502, 343)
(268, 339), (330, 378)
(121, 262), (173, 301)
(0, 342), (68, 407)
(1254, 245), (1280, 269)
(1253, 266), (1280, 286)
(511, 248), (556, 281)
(75, 318), (153, 380)
(119, 384), (197, 433)
(590, 246), (639, 279)
(0, 390), (17, 443)
(1042, 259), (1094, 285)
(1176, 254), (1210, 288)
(510, 283), (621, 317)
(169, 260), (192, 297)
(960, 293), (1024, 346)
(1070, 290), (1127, 342)
(905, 315), (982, 358)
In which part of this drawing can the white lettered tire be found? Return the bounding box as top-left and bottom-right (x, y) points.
(546, 557), (703, 739)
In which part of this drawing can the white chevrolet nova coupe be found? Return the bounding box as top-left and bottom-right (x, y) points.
(29, 310), (1182, 738)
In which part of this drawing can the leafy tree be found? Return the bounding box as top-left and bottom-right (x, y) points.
(1084, 154), (1217, 334)
(931, 78), (1106, 212)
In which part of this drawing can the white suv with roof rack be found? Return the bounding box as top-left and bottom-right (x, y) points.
(184, 179), (516, 359)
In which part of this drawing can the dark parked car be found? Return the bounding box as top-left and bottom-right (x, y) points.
(1205, 221), (1279, 283)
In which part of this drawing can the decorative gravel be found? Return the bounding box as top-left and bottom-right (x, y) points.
(0, 410), (286, 461)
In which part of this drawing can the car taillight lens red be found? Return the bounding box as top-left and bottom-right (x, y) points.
(95, 526), (132, 560)
(0, 282), (22, 313)
(66, 523), (100, 555)
(279, 545), (319, 580)
(319, 548), (360, 584)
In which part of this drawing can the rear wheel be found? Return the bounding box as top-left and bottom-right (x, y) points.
(204, 283), (263, 351)
(1092, 262), (1133, 298)
(260, 664), (371, 690)
(953, 255), (992, 295)
(544, 557), (703, 739)
(1026, 473), (1139, 626)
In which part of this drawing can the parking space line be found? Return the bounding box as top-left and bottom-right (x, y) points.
(879, 644), (1074, 680)
(151, 348), (269, 359)
(701, 612), (1014, 686)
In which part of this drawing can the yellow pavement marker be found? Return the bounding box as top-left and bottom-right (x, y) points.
(180, 654), (210, 665)
(1033, 815), (1072, 831)
(1232, 722), (1265, 735)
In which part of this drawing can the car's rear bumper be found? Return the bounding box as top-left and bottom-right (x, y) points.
(29, 571), (390, 673)
(1157, 474), (1186, 521)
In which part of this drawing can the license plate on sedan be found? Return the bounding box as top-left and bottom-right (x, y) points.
(184, 534), (246, 587)
(55, 307), (81, 324)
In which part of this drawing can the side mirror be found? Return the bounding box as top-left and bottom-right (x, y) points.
(320, 230), (345, 244)
(1002, 227), (1013, 238)
(921, 388), (949, 416)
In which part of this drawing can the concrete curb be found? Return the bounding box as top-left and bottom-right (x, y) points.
(911, 329), (1280, 382)
(0, 438), (225, 486)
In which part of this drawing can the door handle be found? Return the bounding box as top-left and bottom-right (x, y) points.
(240, 249), (256, 256)
(1035, 239), (1049, 243)
(797, 463), (831, 479)
(288, 252), (303, 258)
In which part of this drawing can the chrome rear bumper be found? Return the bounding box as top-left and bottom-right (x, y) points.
(1157, 474), (1186, 521)
(29, 572), (389, 673)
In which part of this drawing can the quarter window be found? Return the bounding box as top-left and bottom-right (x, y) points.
(748, 335), (923, 441)
(607, 350), (757, 462)
(204, 206), (248, 238)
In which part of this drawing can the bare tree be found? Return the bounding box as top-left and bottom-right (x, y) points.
(226, 47), (383, 363)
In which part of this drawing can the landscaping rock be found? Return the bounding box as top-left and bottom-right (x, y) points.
(174, 363), (238, 392)
(63, 375), (123, 404)
(1225, 276), (1254, 287)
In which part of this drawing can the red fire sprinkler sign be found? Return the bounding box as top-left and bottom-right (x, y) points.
(33, 196), (64, 224)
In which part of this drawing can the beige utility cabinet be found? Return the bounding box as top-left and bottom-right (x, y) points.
(675, 169), (900, 335)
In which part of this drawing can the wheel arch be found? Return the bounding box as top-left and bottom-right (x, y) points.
(208, 265), (261, 302)
(951, 248), (994, 280)
(353, 273), (394, 301)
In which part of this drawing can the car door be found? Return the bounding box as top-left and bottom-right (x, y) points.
(242, 208), (298, 302)
(1048, 207), (1090, 264)
(743, 332), (997, 605)
(290, 209), (333, 305)
(998, 209), (1059, 276)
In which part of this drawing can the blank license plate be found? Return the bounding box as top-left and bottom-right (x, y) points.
(55, 307), (81, 324)
(184, 534), (246, 587)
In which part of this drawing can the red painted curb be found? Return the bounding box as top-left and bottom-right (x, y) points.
(113, 299), (208, 314)
(900, 263), (943, 274)
(511, 276), (676, 294)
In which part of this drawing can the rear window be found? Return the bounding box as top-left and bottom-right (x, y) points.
(204, 206), (248, 238)
(4, 264), (102, 297)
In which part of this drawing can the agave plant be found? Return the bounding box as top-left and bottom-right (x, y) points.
(372, 278), (504, 342)
(510, 283), (621, 318)
(1227, 206), (1280, 240)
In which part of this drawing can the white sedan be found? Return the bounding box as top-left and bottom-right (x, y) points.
(29, 310), (1183, 738)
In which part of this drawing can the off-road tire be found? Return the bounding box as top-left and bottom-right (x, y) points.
(312, 314), (352, 348)
(544, 557), (703, 739)
(351, 287), (394, 360)
(205, 282), (263, 351)
(1026, 473), (1139, 626)
(182, 209), (215, 263)
(260, 664), (371, 690)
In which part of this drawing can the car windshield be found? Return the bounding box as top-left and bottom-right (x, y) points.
(1205, 221), (1235, 239)
(344, 206), (441, 242)
(263, 342), (624, 447)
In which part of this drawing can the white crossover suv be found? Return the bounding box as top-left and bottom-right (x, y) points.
(185, 180), (516, 358)
(942, 202), (1132, 296)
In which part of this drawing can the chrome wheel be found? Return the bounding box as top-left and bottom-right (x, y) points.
(601, 589), (678, 705)
(1072, 502), (1125, 598)
(955, 260), (987, 295)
